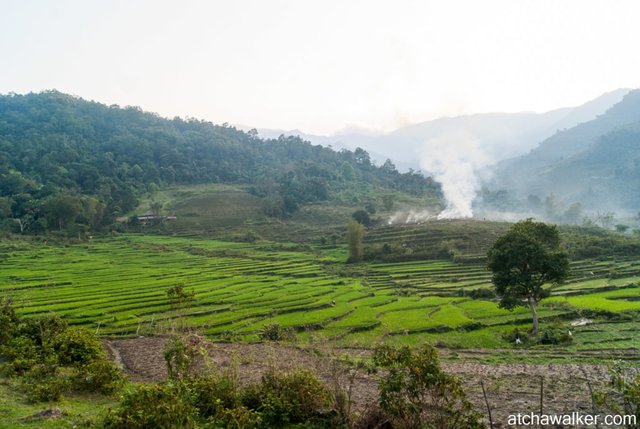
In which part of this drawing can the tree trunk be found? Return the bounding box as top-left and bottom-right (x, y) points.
(528, 297), (539, 335)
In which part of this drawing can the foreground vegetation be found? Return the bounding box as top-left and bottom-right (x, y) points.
(0, 297), (485, 428)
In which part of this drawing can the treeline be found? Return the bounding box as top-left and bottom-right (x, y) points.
(0, 91), (441, 234)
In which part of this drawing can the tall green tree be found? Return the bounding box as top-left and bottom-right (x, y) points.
(346, 220), (364, 262)
(43, 194), (82, 231)
(487, 219), (569, 335)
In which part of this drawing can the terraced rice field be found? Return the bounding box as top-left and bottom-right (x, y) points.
(1, 234), (639, 356)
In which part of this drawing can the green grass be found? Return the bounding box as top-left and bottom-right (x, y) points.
(547, 286), (640, 312)
(0, 377), (117, 429)
(1, 232), (639, 358)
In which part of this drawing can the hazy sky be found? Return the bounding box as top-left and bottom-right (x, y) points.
(2, 0), (640, 135)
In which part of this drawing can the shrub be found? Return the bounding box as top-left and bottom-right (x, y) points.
(502, 328), (531, 345)
(218, 330), (241, 343)
(189, 373), (240, 418)
(54, 327), (104, 365)
(19, 314), (68, 348)
(0, 336), (41, 375)
(373, 345), (485, 429)
(467, 288), (497, 299)
(538, 327), (573, 345)
(101, 382), (197, 429)
(167, 283), (196, 310)
(249, 370), (332, 426)
(71, 358), (124, 394)
(202, 406), (262, 429)
(0, 297), (19, 345)
(239, 231), (262, 243)
(164, 335), (206, 381)
(595, 363), (639, 428)
(258, 323), (296, 342)
(355, 405), (393, 429)
(23, 363), (69, 402)
(352, 210), (372, 227)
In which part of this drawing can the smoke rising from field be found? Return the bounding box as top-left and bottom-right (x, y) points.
(419, 130), (490, 219)
(387, 209), (438, 224)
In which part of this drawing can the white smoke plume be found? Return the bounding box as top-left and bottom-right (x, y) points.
(418, 130), (490, 219)
(387, 209), (438, 225)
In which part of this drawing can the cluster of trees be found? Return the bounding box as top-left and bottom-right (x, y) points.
(0, 91), (442, 233)
(0, 192), (107, 234)
(0, 297), (123, 402)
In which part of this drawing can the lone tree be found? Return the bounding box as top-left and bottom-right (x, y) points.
(166, 283), (196, 332)
(166, 283), (195, 310)
(352, 209), (372, 227)
(487, 219), (569, 335)
(346, 220), (364, 262)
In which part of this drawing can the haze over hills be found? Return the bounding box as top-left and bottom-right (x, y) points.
(2, 88), (638, 233)
(254, 88), (630, 171)
(487, 89), (640, 215)
(255, 89), (631, 218)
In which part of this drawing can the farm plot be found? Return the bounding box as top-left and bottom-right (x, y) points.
(1, 235), (638, 354)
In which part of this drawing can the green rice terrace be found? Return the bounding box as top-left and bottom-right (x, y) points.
(2, 223), (639, 363)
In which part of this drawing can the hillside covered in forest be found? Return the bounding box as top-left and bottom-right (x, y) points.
(0, 91), (441, 234)
(487, 89), (640, 212)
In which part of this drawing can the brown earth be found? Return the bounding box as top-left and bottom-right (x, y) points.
(104, 336), (626, 428)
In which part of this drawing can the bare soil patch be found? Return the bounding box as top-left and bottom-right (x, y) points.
(105, 337), (618, 428)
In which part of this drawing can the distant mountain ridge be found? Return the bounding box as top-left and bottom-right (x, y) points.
(489, 89), (640, 210)
(252, 88), (631, 173)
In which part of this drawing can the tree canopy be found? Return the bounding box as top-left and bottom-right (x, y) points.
(0, 91), (442, 234)
(487, 219), (569, 334)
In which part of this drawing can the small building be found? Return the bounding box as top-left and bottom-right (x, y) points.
(136, 211), (177, 224)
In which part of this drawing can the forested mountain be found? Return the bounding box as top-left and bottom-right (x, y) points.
(487, 89), (640, 212)
(0, 91), (440, 234)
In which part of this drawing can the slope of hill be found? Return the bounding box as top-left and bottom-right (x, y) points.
(488, 89), (640, 210)
(532, 124), (640, 208)
(0, 91), (442, 234)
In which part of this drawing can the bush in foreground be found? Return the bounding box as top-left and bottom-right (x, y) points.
(190, 372), (241, 419)
(54, 327), (105, 365)
(101, 382), (198, 429)
(246, 370), (333, 427)
(71, 358), (125, 394)
(23, 363), (70, 403)
(372, 344), (485, 429)
(101, 369), (333, 429)
(0, 299), (124, 403)
(596, 363), (640, 428)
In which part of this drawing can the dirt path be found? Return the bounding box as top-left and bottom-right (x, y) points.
(104, 340), (125, 371)
(105, 337), (620, 428)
